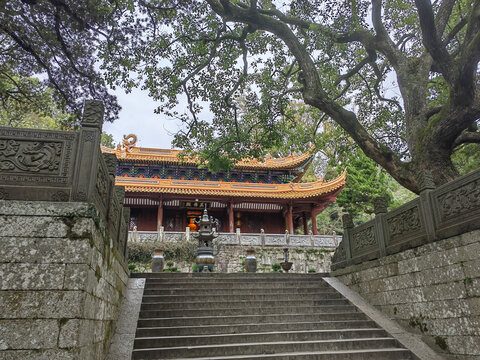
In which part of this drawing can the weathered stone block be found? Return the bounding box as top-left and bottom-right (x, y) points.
(0, 237), (91, 264)
(83, 294), (105, 320)
(416, 263), (465, 286)
(379, 287), (426, 305)
(422, 281), (467, 301)
(461, 258), (480, 279)
(71, 217), (95, 238)
(63, 263), (89, 290)
(446, 335), (480, 356)
(77, 319), (96, 347)
(0, 349), (76, 360)
(428, 317), (480, 336)
(94, 320), (107, 343)
(59, 319), (80, 348)
(0, 216), (69, 238)
(0, 201), (91, 217)
(0, 263), (65, 290)
(0, 290), (84, 318)
(383, 273), (419, 291)
(0, 320), (59, 350)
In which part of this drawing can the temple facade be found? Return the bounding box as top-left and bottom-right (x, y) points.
(103, 135), (346, 235)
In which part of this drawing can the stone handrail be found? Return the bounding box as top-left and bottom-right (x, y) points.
(128, 229), (340, 249)
(332, 169), (480, 270)
(0, 101), (129, 260)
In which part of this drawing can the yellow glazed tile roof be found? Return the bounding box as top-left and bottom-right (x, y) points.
(101, 145), (313, 171)
(115, 170), (346, 200)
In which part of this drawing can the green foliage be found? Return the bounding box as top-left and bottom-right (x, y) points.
(452, 144), (480, 175)
(0, 2), (119, 122)
(333, 149), (392, 217)
(308, 268), (316, 273)
(271, 263), (282, 273)
(98, 1), (480, 193)
(0, 70), (74, 129)
(127, 241), (196, 264)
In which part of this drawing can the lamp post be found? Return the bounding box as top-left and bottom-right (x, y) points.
(194, 207), (219, 272)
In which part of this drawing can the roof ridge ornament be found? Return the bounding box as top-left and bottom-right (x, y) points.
(119, 134), (137, 153)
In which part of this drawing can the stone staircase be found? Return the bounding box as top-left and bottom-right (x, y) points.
(130, 273), (416, 359)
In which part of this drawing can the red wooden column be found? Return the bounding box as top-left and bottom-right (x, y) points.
(157, 199), (163, 231)
(228, 201), (234, 233)
(311, 211), (318, 235)
(302, 213), (308, 235)
(287, 203), (294, 234)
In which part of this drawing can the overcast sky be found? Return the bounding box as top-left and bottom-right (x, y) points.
(103, 87), (178, 149)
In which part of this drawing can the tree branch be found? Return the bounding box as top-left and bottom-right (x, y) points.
(452, 130), (480, 149)
(203, 0), (414, 190)
(415, 0), (452, 80)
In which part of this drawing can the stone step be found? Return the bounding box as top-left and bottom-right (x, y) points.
(136, 312), (368, 328)
(131, 338), (401, 359)
(140, 298), (351, 310)
(140, 292), (345, 303)
(146, 348), (414, 360)
(142, 287), (337, 296)
(134, 328), (389, 348)
(143, 281), (330, 290)
(135, 320), (380, 337)
(132, 273), (329, 280)
(139, 304), (358, 318)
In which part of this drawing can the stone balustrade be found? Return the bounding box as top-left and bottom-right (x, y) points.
(332, 168), (480, 270)
(128, 229), (340, 249)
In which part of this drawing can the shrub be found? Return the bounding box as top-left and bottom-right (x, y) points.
(271, 263), (281, 272)
(128, 240), (196, 264)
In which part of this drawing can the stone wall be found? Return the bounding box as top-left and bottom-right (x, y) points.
(128, 241), (334, 274)
(0, 201), (129, 359)
(0, 101), (130, 359)
(215, 245), (333, 273)
(332, 229), (480, 359)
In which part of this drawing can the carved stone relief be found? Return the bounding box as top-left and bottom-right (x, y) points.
(0, 140), (62, 174)
(96, 164), (109, 208)
(52, 191), (69, 202)
(387, 207), (421, 239)
(351, 226), (376, 253)
(438, 179), (480, 220)
(81, 100), (104, 128)
(0, 188), (9, 200)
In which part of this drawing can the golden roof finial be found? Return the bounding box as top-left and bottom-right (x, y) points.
(122, 134), (138, 152)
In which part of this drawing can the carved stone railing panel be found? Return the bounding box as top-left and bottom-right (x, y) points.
(290, 235), (311, 246)
(350, 221), (377, 257)
(128, 231), (338, 250)
(164, 232), (185, 243)
(0, 128), (78, 201)
(385, 199), (426, 254)
(332, 169), (480, 270)
(0, 101), (129, 262)
(264, 234), (286, 246)
(216, 233), (238, 245)
(313, 235), (339, 248)
(432, 170), (480, 238)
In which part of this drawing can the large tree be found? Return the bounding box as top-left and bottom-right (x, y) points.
(103, 0), (480, 193)
(0, 0), (121, 124)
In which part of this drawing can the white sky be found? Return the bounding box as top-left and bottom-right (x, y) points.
(103, 87), (178, 149)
